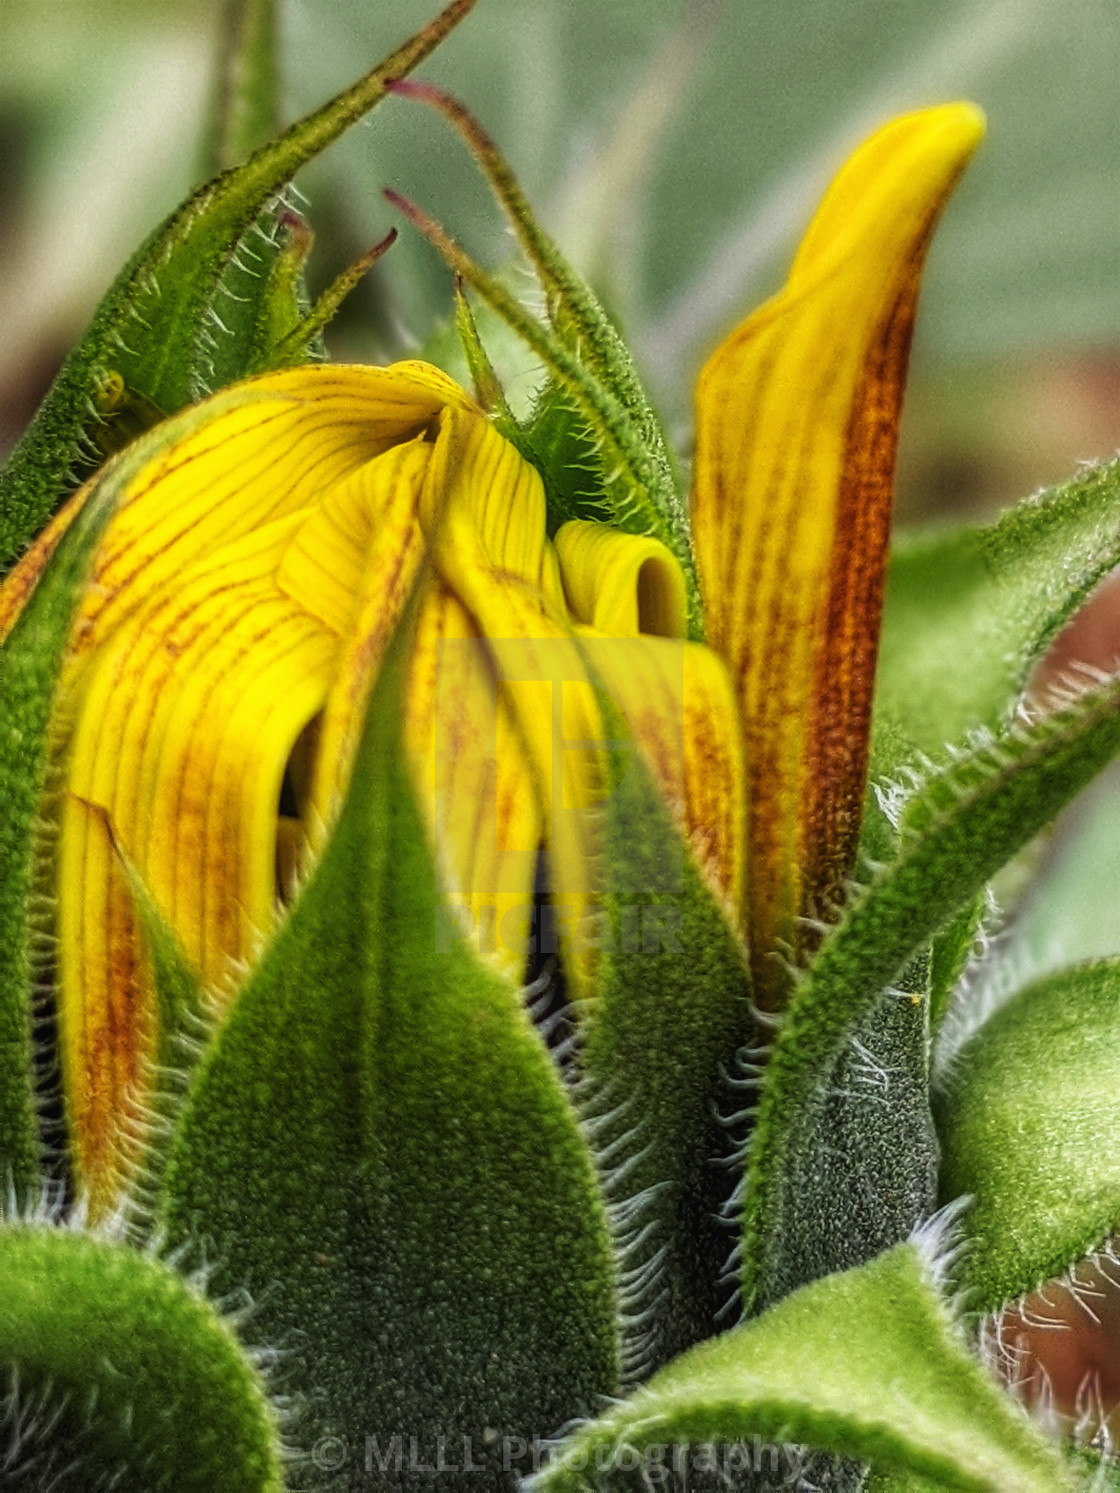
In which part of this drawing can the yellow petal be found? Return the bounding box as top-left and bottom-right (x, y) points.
(421, 407), (605, 992)
(68, 363), (469, 662)
(59, 517), (339, 1211)
(554, 520), (688, 638)
(300, 439), (431, 830)
(691, 104), (984, 1005)
(41, 360), (478, 1213)
(405, 583), (543, 983)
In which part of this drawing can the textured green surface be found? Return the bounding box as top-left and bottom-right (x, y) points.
(0, 1224), (283, 1489)
(877, 457), (1120, 754)
(0, 423), (184, 1198)
(580, 697), (750, 1377)
(763, 955), (939, 1306)
(742, 671), (1120, 1315)
(937, 959), (1120, 1313)
(0, 495), (111, 1197)
(159, 608), (618, 1486)
(530, 1243), (1073, 1492)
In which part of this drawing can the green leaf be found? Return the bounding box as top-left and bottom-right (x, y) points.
(864, 713), (988, 1040)
(742, 672), (1120, 1315)
(876, 458), (1120, 755)
(929, 893), (987, 1035)
(0, 1223), (283, 1489)
(580, 686), (751, 1376)
(936, 959), (1120, 1314)
(986, 766), (1120, 990)
(0, 0), (474, 572)
(863, 1471), (959, 1491)
(159, 603), (618, 1484)
(529, 1241), (1073, 1492)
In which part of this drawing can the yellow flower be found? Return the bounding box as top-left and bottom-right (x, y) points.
(0, 101), (982, 1213)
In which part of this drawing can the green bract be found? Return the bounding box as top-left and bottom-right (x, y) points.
(2, 3), (1120, 1489)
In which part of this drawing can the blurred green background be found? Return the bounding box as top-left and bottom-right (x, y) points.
(1, 0), (1118, 525)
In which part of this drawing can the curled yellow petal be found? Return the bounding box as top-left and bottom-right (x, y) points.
(48, 362), (479, 1211)
(69, 363), (467, 663)
(421, 407), (604, 991)
(405, 583), (543, 983)
(555, 520), (688, 639)
(59, 519), (339, 1211)
(691, 103), (984, 1005)
(298, 440), (431, 828)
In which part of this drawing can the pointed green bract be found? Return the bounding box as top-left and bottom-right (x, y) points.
(391, 81), (693, 625)
(529, 1243), (1073, 1492)
(0, 1224), (283, 1489)
(936, 959), (1120, 1314)
(254, 229), (399, 375)
(0, 0), (474, 571)
(742, 672), (1120, 1314)
(877, 457), (1120, 754)
(453, 282), (519, 425)
(217, 209), (314, 385)
(158, 603), (618, 1483)
(581, 704), (750, 1377)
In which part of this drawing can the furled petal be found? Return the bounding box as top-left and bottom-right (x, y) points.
(35, 362), (478, 1211)
(555, 520), (688, 638)
(59, 518), (339, 1210)
(405, 582), (543, 982)
(420, 407), (604, 991)
(283, 425), (544, 985)
(691, 104), (984, 1006)
(69, 362), (470, 661)
(553, 517), (744, 921)
(281, 435), (431, 826)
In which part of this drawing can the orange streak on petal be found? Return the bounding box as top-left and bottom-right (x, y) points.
(691, 104), (983, 1004)
(405, 584), (541, 983)
(306, 440), (430, 831)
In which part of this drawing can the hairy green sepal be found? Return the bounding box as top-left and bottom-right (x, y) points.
(0, 486), (116, 1195)
(580, 676), (750, 1377)
(529, 1243), (1072, 1492)
(0, 1224), (283, 1489)
(743, 673), (1120, 1314)
(159, 608), (618, 1485)
(936, 959), (1120, 1313)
